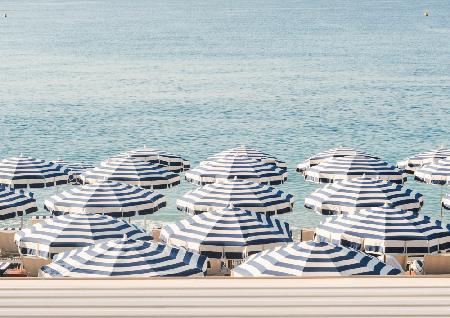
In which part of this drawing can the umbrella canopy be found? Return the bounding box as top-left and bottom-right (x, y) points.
(160, 206), (292, 259)
(208, 146), (287, 169)
(15, 214), (152, 258)
(53, 160), (94, 184)
(397, 147), (450, 173)
(0, 155), (69, 189)
(315, 205), (450, 255)
(0, 185), (37, 220)
(177, 178), (294, 215)
(44, 180), (166, 217)
(296, 147), (379, 173)
(40, 238), (207, 277)
(79, 157), (180, 189)
(116, 146), (190, 172)
(160, 205), (292, 260)
(414, 157), (450, 185)
(442, 194), (450, 211)
(232, 241), (402, 277)
(305, 177), (423, 215)
(303, 156), (407, 184)
(185, 157), (288, 186)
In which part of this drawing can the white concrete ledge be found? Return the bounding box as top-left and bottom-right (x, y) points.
(1, 277), (450, 317)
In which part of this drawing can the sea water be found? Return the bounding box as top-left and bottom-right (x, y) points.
(0, 0), (449, 229)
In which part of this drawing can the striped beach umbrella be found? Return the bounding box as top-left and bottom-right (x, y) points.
(80, 157), (180, 189)
(44, 181), (166, 217)
(315, 205), (450, 255)
(0, 185), (37, 220)
(185, 157), (288, 186)
(232, 241), (402, 277)
(398, 147), (450, 173)
(117, 146), (190, 172)
(414, 157), (450, 185)
(414, 157), (450, 217)
(160, 205), (292, 260)
(303, 156), (407, 184)
(0, 155), (69, 189)
(15, 214), (152, 258)
(305, 177), (423, 215)
(40, 238), (207, 277)
(442, 194), (450, 211)
(53, 160), (94, 184)
(177, 178), (294, 215)
(296, 147), (379, 173)
(208, 146), (287, 169)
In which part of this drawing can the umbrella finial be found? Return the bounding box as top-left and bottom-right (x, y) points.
(228, 203), (235, 209)
(233, 176), (238, 180)
(383, 201), (391, 208)
(122, 233), (128, 240)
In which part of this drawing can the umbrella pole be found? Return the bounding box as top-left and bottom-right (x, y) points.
(20, 214), (24, 228)
(440, 185), (444, 219)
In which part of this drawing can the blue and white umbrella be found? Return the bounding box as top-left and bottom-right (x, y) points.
(442, 194), (450, 211)
(160, 205), (292, 260)
(315, 205), (450, 256)
(398, 147), (450, 173)
(44, 181), (166, 217)
(39, 237), (207, 277)
(185, 157), (288, 186)
(0, 185), (37, 220)
(117, 146), (190, 172)
(80, 157), (180, 189)
(15, 214), (152, 258)
(414, 157), (450, 185)
(208, 146), (287, 169)
(296, 147), (379, 173)
(414, 157), (450, 217)
(303, 156), (407, 184)
(0, 155), (69, 189)
(53, 160), (94, 184)
(232, 241), (402, 277)
(177, 178), (294, 215)
(305, 177), (423, 215)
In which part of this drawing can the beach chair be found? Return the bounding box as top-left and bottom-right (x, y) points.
(390, 255), (408, 271)
(21, 256), (51, 277)
(207, 259), (226, 276)
(152, 227), (161, 242)
(423, 254), (450, 274)
(0, 259), (21, 276)
(30, 215), (53, 225)
(299, 228), (315, 242)
(0, 228), (20, 257)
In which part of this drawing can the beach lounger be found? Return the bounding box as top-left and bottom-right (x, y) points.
(21, 256), (51, 277)
(30, 215), (53, 225)
(393, 255), (408, 270)
(0, 259), (21, 276)
(207, 259), (227, 276)
(152, 227), (161, 242)
(299, 228), (315, 242)
(423, 254), (450, 274)
(378, 254), (406, 271)
(0, 228), (20, 257)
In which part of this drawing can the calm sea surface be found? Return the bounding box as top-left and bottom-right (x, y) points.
(0, 0), (449, 229)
